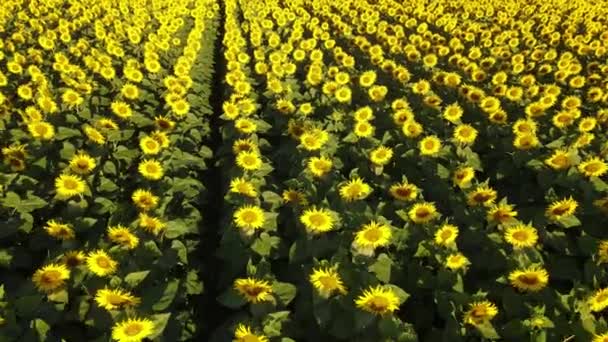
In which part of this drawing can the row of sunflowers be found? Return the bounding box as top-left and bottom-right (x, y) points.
(0, 0), (219, 340)
(216, 0), (608, 341)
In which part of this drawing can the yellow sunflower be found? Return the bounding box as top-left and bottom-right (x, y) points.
(307, 156), (333, 177)
(370, 146), (393, 166)
(44, 220), (75, 240)
(544, 149), (572, 170)
(233, 324), (269, 342)
(445, 253), (470, 271)
(486, 203), (518, 224)
(138, 213), (166, 235)
(546, 197), (578, 221)
(309, 266), (348, 298)
(107, 225), (139, 250)
(32, 264), (70, 293)
(508, 266), (549, 292)
(300, 207), (336, 235)
(236, 151), (262, 171)
(139, 136), (161, 155)
(339, 177), (373, 202)
(28, 121), (55, 140)
(453, 124), (478, 145)
(389, 181), (419, 201)
(467, 185), (497, 207)
(464, 301), (498, 326)
(86, 250), (118, 277)
(419, 135), (442, 156)
(589, 288), (608, 312)
(233, 205), (265, 236)
(352, 221), (392, 256)
(131, 189), (159, 211)
(504, 224), (538, 248)
(69, 153), (97, 174)
(408, 202), (439, 224)
(55, 174), (87, 199)
(434, 224), (459, 247)
(234, 278), (273, 303)
(111, 318), (154, 342)
(95, 288), (140, 310)
(578, 157), (608, 178)
(453, 166), (475, 188)
(138, 159), (164, 180)
(355, 285), (400, 316)
(229, 177), (257, 197)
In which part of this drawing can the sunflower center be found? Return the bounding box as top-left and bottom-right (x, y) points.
(309, 213), (327, 227)
(124, 323), (143, 336)
(107, 293), (127, 305)
(440, 230), (453, 241)
(369, 296), (389, 311)
(473, 193), (491, 202)
(585, 163), (602, 173)
(146, 164), (159, 173)
(395, 187), (411, 197)
(245, 285), (264, 297)
(416, 208), (430, 218)
(146, 141), (158, 149)
(242, 155), (257, 166)
(241, 210), (258, 223)
(96, 257), (110, 269)
(318, 275), (338, 289)
(596, 293), (608, 303)
(63, 179), (79, 190)
(511, 230), (529, 241)
(517, 274), (539, 285)
(423, 140), (435, 150)
(77, 160), (89, 169)
(41, 270), (62, 284)
(363, 228), (381, 242)
(552, 205), (569, 216)
(35, 125), (48, 135)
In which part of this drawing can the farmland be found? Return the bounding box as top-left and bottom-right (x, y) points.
(2, 0), (608, 341)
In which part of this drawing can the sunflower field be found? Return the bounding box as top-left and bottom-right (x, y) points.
(3, 0), (608, 341)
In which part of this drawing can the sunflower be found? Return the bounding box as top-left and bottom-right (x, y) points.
(419, 135), (442, 156)
(107, 225), (139, 250)
(138, 159), (164, 180)
(352, 221), (392, 256)
(95, 288), (140, 310)
(309, 266), (348, 298)
(589, 288), (608, 312)
(452, 166), (475, 188)
(434, 224), (459, 247)
(235, 118), (257, 134)
(597, 241), (608, 264)
(508, 266), (549, 292)
(300, 207), (335, 235)
(139, 136), (161, 155)
(28, 121), (55, 140)
(69, 153), (97, 174)
(131, 189), (159, 211)
(307, 156), (333, 177)
(359, 70), (377, 87)
(111, 318), (154, 342)
(233, 324), (269, 342)
(445, 253), (470, 271)
(62, 89), (83, 107)
(234, 278), (273, 303)
(138, 213), (166, 235)
(335, 86), (352, 103)
(236, 151), (262, 171)
(464, 301), (498, 326)
(339, 177), (372, 202)
(230, 177), (257, 197)
(44, 220), (75, 240)
(408, 202), (439, 224)
(546, 197), (578, 221)
(368, 146), (393, 166)
(354, 121), (375, 138)
(544, 149), (572, 170)
(233, 205), (265, 236)
(355, 285), (400, 316)
(111, 100), (132, 119)
(121, 83), (140, 100)
(467, 185), (497, 207)
(32, 264), (70, 292)
(513, 133), (540, 150)
(154, 115), (176, 130)
(486, 203), (518, 224)
(97, 118), (119, 130)
(84, 125), (106, 144)
(281, 189), (308, 206)
(402, 120), (423, 138)
(389, 181), (419, 201)
(55, 174), (87, 199)
(512, 119), (538, 135)
(578, 157), (608, 178)
(354, 106), (374, 122)
(453, 124), (478, 145)
(86, 250), (118, 277)
(504, 224), (538, 248)
(62, 251), (86, 267)
(300, 129), (329, 151)
(443, 103), (463, 123)
(593, 333), (608, 342)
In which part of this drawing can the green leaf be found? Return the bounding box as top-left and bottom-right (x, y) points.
(171, 240), (188, 263)
(165, 220), (197, 239)
(185, 271), (203, 295)
(152, 279), (180, 311)
(124, 271), (150, 288)
(98, 177), (119, 192)
(475, 321), (500, 340)
(558, 215), (581, 228)
(385, 284), (410, 304)
(33, 319), (50, 341)
(437, 163), (450, 179)
(56, 127), (81, 140)
(251, 233), (280, 257)
(272, 281), (297, 306)
(148, 313), (172, 339)
(369, 253), (392, 283)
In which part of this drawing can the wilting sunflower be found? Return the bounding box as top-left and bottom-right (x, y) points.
(419, 135), (442, 156)
(307, 156), (333, 177)
(236, 151), (262, 171)
(95, 288), (140, 310)
(69, 153), (97, 174)
(233, 324), (269, 342)
(111, 317), (154, 342)
(86, 250), (118, 277)
(107, 225), (139, 250)
(464, 301), (498, 326)
(233, 205), (265, 236)
(300, 207), (336, 235)
(339, 177), (372, 202)
(355, 285), (400, 316)
(352, 221), (392, 256)
(467, 185), (497, 207)
(434, 224), (459, 247)
(32, 264), (70, 292)
(508, 266), (549, 292)
(545, 197), (578, 221)
(55, 174), (87, 199)
(234, 277), (273, 303)
(230, 177), (257, 197)
(370, 146), (393, 166)
(578, 157), (608, 178)
(131, 189), (159, 211)
(408, 202), (438, 224)
(589, 288), (608, 312)
(504, 224), (538, 249)
(44, 219), (75, 240)
(309, 266), (348, 298)
(389, 181), (419, 201)
(138, 159), (164, 180)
